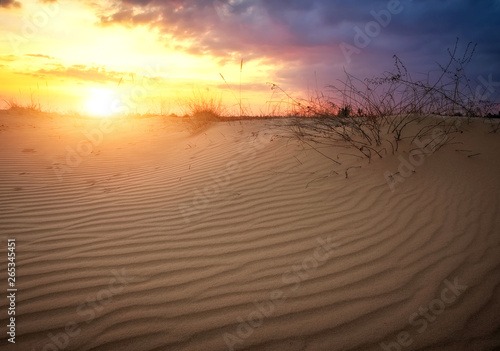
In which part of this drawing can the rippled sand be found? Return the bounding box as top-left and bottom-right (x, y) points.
(0, 111), (499, 351)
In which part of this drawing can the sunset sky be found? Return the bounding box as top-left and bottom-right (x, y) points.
(0, 0), (499, 116)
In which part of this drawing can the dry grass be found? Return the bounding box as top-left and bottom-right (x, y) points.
(182, 88), (225, 133)
(2, 97), (42, 113)
(277, 39), (498, 162)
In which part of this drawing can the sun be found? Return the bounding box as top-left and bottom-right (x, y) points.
(85, 88), (116, 117)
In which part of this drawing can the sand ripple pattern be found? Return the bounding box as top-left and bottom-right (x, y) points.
(0, 117), (499, 351)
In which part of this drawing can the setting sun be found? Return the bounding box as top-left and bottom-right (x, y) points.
(85, 88), (116, 117)
(0, 1), (499, 350)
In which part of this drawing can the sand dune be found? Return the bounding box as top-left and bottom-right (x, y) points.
(1, 111), (499, 351)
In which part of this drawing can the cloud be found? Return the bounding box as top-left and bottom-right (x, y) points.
(17, 63), (125, 84)
(0, 0), (21, 9)
(95, 0), (500, 89)
(0, 54), (18, 62)
(25, 54), (56, 60)
(98, 1), (499, 56)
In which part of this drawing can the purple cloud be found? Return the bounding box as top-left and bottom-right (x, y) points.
(94, 0), (499, 93)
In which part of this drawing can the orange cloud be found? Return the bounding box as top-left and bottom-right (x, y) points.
(0, 0), (21, 9)
(0, 54), (18, 62)
(25, 54), (56, 60)
(17, 63), (125, 84)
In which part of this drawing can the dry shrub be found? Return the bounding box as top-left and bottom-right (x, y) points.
(182, 88), (225, 133)
(278, 39), (496, 161)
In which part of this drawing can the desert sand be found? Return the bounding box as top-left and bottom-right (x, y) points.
(0, 109), (499, 351)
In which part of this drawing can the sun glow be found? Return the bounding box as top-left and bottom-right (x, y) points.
(85, 88), (117, 117)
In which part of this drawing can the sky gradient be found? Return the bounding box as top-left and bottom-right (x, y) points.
(1, 0), (499, 115)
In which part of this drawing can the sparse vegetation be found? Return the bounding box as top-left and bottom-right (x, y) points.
(2, 98), (42, 113)
(219, 58), (248, 117)
(274, 39), (499, 164)
(182, 88), (225, 133)
(1, 41), (497, 145)
(1, 82), (50, 114)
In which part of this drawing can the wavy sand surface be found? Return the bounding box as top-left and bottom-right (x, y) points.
(0, 111), (499, 351)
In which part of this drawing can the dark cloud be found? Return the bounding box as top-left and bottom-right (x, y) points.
(0, 0), (21, 9)
(97, 0), (499, 90)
